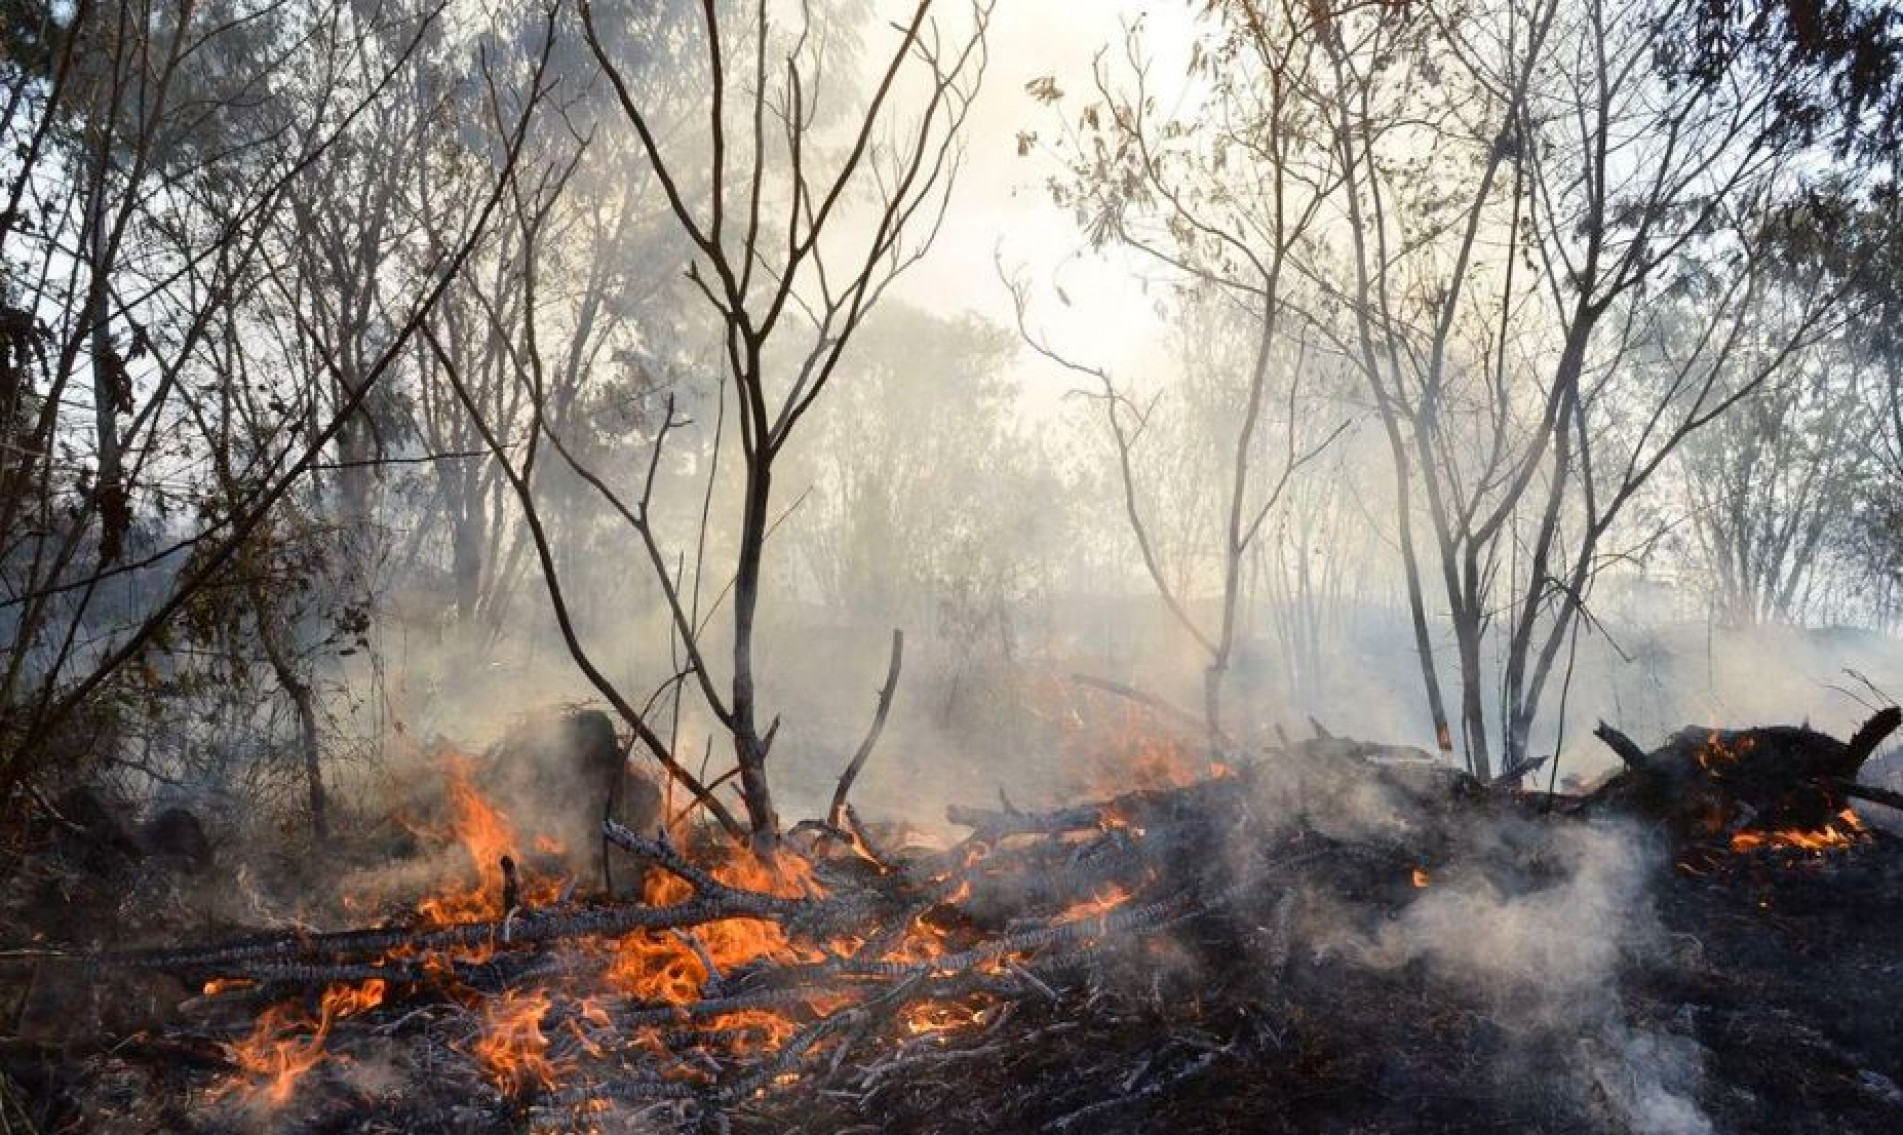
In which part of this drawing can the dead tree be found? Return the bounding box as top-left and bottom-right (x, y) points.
(472, 0), (994, 848)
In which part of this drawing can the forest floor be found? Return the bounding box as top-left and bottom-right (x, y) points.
(1, 742), (1901, 1134)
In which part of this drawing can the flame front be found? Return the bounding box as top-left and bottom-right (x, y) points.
(207, 755), (1027, 1108)
(414, 753), (564, 926)
(1729, 808), (1866, 853)
(605, 848), (824, 1005)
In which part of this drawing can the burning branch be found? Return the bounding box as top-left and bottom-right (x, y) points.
(829, 629), (906, 833)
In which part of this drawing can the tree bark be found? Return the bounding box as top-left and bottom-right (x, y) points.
(245, 578), (327, 839)
(730, 455), (779, 847)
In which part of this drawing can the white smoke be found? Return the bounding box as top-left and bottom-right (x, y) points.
(1336, 820), (1713, 1134)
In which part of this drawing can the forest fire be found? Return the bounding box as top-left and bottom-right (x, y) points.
(5, 0), (1902, 1131)
(197, 761), (858, 1107)
(1728, 808), (1868, 854)
(197, 755), (1084, 1110)
(26, 708), (1903, 1132)
(163, 722), (1244, 1119)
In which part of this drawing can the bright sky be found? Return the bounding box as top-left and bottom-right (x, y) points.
(886, 0), (1195, 418)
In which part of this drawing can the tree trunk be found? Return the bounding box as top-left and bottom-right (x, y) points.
(1203, 660), (1227, 757)
(246, 579), (328, 839)
(730, 454), (779, 848)
(451, 487), (486, 626)
(1453, 611), (1491, 780)
(86, 151), (126, 564)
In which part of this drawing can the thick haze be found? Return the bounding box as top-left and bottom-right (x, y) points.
(2, 0), (1899, 837)
(886, 1), (1186, 416)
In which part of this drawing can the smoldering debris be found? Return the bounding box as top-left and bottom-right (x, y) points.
(6, 715), (1900, 1133)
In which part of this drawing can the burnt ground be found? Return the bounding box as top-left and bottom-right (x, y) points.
(732, 833), (1903, 1135)
(0, 781), (1900, 1133)
(1657, 845), (1903, 1134)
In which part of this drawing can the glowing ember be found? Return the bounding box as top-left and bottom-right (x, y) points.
(1695, 731), (1756, 774)
(878, 906), (958, 965)
(705, 1008), (802, 1054)
(1059, 882), (1133, 922)
(901, 999), (989, 1037)
(1729, 808), (1866, 854)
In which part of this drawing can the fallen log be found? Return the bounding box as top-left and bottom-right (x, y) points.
(1835, 778), (1903, 814)
(1588, 707), (1902, 841)
(98, 890), (815, 973)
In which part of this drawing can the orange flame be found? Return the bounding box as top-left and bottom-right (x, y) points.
(414, 754), (522, 925)
(705, 1008), (802, 1054)
(404, 753), (568, 928)
(606, 848), (826, 1006)
(1058, 882), (1133, 922)
(1729, 808), (1866, 854)
(472, 987), (558, 1095)
(216, 979), (386, 1107)
(901, 999), (989, 1037)
(878, 905), (960, 965)
(1043, 692), (1229, 796)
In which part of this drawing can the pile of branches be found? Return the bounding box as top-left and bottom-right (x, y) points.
(69, 710), (1902, 1132)
(83, 741), (1485, 1132)
(1583, 707), (1903, 842)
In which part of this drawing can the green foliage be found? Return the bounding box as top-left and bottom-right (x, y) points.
(1666, 0), (1903, 167)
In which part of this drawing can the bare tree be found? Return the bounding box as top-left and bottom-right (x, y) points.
(441, 0), (991, 847)
(1014, 5), (1345, 750)
(1681, 325), (1868, 627)
(0, 0), (554, 811)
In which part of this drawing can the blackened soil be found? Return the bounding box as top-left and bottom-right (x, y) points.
(746, 836), (1903, 1135)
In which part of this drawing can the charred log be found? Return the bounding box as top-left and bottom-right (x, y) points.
(1588, 707), (1902, 843)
